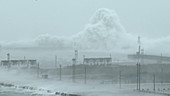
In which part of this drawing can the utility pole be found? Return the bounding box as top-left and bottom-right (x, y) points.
(7, 53), (10, 69)
(153, 73), (155, 91)
(83, 55), (87, 84)
(137, 63), (138, 90)
(138, 36), (141, 56)
(161, 68), (163, 84)
(160, 53), (163, 85)
(85, 66), (87, 84)
(60, 64), (62, 80)
(72, 50), (78, 83)
(139, 63), (141, 91)
(55, 55), (57, 68)
(72, 58), (76, 83)
(75, 50), (78, 65)
(137, 62), (141, 91)
(136, 36), (141, 91)
(119, 70), (122, 89)
(37, 62), (39, 78)
(0, 45), (1, 64)
(112, 67), (114, 84)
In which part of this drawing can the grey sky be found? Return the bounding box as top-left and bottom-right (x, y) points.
(0, 0), (170, 42)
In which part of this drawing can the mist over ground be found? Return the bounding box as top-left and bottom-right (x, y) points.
(0, 8), (170, 54)
(0, 5), (170, 96)
(0, 8), (170, 68)
(0, 8), (169, 55)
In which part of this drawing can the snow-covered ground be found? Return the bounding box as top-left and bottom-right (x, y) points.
(0, 69), (168, 96)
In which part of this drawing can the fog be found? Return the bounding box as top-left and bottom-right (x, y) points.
(1, 1), (170, 96)
(0, 8), (170, 55)
(0, 8), (170, 68)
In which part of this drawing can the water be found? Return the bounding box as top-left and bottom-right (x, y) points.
(0, 87), (52, 96)
(0, 88), (31, 96)
(0, 91), (30, 96)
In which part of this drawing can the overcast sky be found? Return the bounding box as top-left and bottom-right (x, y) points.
(0, 0), (170, 42)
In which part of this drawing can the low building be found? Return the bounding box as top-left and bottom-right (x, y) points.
(83, 57), (112, 65)
(1, 59), (37, 68)
(128, 54), (170, 64)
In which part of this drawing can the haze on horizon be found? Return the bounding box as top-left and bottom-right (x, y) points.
(0, 0), (170, 59)
(0, 0), (170, 42)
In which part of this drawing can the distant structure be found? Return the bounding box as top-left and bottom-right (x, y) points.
(128, 36), (170, 63)
(72, 50), (78, 83)
(0, 53), (37, 69)
(1, 59), (37, 69)
(7, 53), (11, 68)
(83, 57), (112, 65)
(128, 54), (170, 63)
(137, 36), (141, 56)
